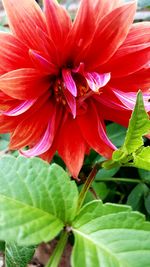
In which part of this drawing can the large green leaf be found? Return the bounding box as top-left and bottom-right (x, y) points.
(5, 242), (35, 267)
(72, 201), (150, 267)
(0, 156), (78, 245)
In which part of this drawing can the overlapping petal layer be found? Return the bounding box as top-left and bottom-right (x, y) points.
(0, 0), (150, 178)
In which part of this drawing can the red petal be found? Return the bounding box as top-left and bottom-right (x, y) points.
(110, 67), (150, 91)
(58, 115), (87, 178)
(44, 0), (71, 46)
(2, 0), (47, 49)
(93, 0), (123, 21)
(29, 49), (58, 74)
(84, 2), (136, 69)
(123, 22), (150, 46)
(9, 101), (52, 149)
(0, 32), (31, 74)
(107, 47), (150, 77)
(77, 100), (115, 159)
(0, 68), (50, 100)
(62, 69), (77, 97)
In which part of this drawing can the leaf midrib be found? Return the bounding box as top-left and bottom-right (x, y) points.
(0, 193), (64, 224)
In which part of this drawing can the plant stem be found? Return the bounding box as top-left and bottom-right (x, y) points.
(97, 177), (142, 184)
(46, 231), (68, 267)
(77, 163), (100, 211)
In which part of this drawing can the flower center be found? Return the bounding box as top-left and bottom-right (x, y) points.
(54, 79), (67, 106)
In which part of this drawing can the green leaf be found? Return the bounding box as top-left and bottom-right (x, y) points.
(144, 191), (150, 215)
(107, 123), (126, 147)
(127, 183), (149, 211)
(72, 201), (150, 267)
(0, 156), (78, 245)
(0, 134), (9, 150)
(122, 91), (150, 154)
(95, 167), (119, 181)
(133, 147), (150, 171)
(138, 169), (150, 183)
(0, 241), (5, 251)
(5, 242), (35, 267)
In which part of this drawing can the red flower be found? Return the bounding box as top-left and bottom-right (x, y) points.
(0, 0), (150, 177)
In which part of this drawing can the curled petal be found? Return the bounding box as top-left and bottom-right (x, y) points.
(3, 99), (37, 116)
(62, 69), (77, 97)
(84, 72), (111, 92)
(113, 89), (150, 112)
(63, 89), (76, 118)
(77, 100), (116, 159)
(20, 120), (55, 157)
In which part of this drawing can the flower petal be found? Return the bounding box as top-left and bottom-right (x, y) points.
(29, 49), (58, 74)
(84, 72), (111, 92)
(0, 68), (50, 100)
(44, 0), (71, 45)
(3, 99), (37, 116)
(111, 67), (150, 91)
(113, 89), (150, 112)
(9, 101), (53, 149)
(21, 121), (54, 157)
(63, 89), (76, 118)
(108, 47), (150, 77)
(0, 32), (31, 74)
(62, 69), (77, 97)
(58, 116), (87, 178)
(2, 0), (46, 49)
(84, 2), (136, 69)
(77, 100), (116, 159)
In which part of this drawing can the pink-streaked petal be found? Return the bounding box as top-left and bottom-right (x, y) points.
(73, 63), (111, 92)
(63, 89), (76, 118)
(3, 99), (37, 116)
(84, 72), (111, 92)
(2, 0), (47, 49)
(113, 89), (150, 112)
(77, 100), (116, 159)
(29, 49), (58, 74)
(20, 121), (54, 157)
(62, 69), (77, 97)
(20, 103), (57, 157)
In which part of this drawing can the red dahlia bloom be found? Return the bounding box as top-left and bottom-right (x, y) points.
(0, 0), (150, 177)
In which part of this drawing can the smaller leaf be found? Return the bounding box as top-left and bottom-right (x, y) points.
(138, 169), (150, 183)
(144, 191), (150, 215)
(133, 146), (150, 171)
(107, 123), (126, 147)
(5, 242), (35, 267)
(127, 183), (149, 211)
(123, 91), (150, 154)
(95, 167), (119, 181)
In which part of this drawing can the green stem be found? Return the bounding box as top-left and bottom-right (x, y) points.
(77, 163), (101, 211)
(97, 177), (142, 184)
(46, 231), (68, 267)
